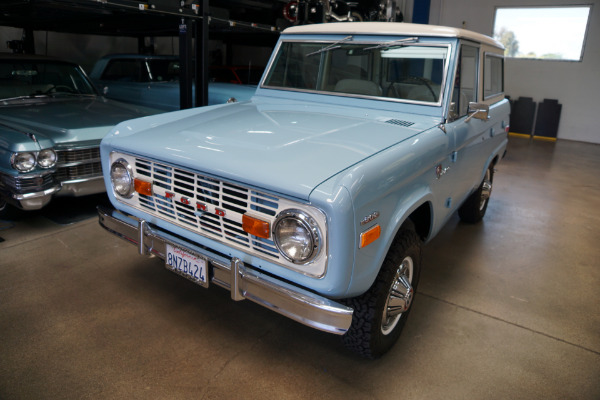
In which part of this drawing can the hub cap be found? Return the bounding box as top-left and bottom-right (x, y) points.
(479, 169), (492, 211)
(381, 256), (414, 335)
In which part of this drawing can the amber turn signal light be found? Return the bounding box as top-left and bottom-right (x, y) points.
(360, 224), (381, 248)
(242, 214), (271, 239)
(134, 178), (153, 196)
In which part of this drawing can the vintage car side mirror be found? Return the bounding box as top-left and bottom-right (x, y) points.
(466, 102), (490, 122)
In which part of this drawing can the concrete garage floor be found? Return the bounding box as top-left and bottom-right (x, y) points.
(0, 137), (599, 399)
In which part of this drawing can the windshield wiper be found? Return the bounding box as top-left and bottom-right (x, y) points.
(307, 35), (354, 57)
(47, 92), (95, 97)
(0, 94), (49, 102)
(363, 37), (419, 51)
(0, 93), (95, 102)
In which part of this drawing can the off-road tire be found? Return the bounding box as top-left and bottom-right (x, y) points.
(342, 229), (421, 358)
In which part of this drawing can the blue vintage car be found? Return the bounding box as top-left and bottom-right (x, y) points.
(98, 22), (509, 358)
(89, 54), (257, 111)
(0, 53), (159, 219)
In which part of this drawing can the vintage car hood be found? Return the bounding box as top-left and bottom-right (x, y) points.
(0, 97), (155, 149)
(106, 98), (440, 199)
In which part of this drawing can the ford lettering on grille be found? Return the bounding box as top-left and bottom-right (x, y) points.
(127, 155), (282, 261)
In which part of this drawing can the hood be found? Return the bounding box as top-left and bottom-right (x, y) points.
(106, 98), (439, 199)
(0, 97), (156, 149)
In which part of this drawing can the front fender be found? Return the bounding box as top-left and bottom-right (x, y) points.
(316, 127), (448, 297)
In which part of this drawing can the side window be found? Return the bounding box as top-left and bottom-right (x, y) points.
(101, 60), (145, 82)
(484, 54), (504, 100)
(451, 44), (479, 118)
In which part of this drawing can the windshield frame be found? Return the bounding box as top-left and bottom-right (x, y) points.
(260, 37), (452, 107)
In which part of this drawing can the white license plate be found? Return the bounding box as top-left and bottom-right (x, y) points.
(165, 244), (208, 287)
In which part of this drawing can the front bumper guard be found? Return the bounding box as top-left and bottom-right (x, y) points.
(97, 206), (353, 335)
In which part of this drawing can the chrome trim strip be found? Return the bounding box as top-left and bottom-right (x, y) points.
(97, 205), (353, 335)
(59, 175), (104, 185)
(13, 185), (61, 200)
(56, 158), (102, 168)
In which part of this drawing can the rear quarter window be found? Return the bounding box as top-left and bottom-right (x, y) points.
(483, 53), (504, 101)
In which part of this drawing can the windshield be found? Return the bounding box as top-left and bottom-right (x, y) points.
(0, 60), (96, 101)
(263, 41), (449, 104)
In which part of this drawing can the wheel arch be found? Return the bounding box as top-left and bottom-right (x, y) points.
(346, 191), (433, 297)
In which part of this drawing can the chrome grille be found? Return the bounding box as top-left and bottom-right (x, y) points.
(56, 162), (102, 182)
(0, 173), (55, 192)
(57, 147), (100, 164)
(132, 157), (281, 260)
(55, 147), (102, 182)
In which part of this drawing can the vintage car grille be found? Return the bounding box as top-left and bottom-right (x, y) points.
(0, 173), (56, 193)
(55, 147), (102, 182)
(55, 162), (102, 182)
(132, 157), (282, 261)
(58, 147), (100, 164)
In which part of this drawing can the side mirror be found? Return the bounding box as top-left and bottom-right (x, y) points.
(465, 102), (490, 122)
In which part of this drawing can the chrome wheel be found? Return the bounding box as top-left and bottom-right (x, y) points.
(459, 165), (494, 223)
(479, 169), (492, 211)
(381, 255), (414, 335)
(342, 229), (421, 358)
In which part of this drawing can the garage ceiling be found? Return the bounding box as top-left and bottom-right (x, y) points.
(0, 0), (287, 37)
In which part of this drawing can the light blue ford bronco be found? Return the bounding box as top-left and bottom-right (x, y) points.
(98, 22), (509, 358)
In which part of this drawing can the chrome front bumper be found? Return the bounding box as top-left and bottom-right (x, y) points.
(57, 176), (105, 197)
(12, 185), (62, 210)
(97, 206), (353, 335)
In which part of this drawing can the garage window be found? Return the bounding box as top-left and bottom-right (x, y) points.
(493, 6), (591, 61)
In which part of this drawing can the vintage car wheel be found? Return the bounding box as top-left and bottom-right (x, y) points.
(342, 228), (421, 358)
(458, 166), (494, 223)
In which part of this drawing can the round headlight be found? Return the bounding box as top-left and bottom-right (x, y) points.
(37, 149), (57, 168)
(12, 152), (36, 172)
(273, 210), (321, 264)
(110, 159), (134, 198)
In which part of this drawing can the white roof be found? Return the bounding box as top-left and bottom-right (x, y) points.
(283, 22), (503, 49)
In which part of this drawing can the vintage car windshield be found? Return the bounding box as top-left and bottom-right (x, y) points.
(0, 60), (96, 101)
(263, 41), (449, 104)
(100, 59), (180, 83)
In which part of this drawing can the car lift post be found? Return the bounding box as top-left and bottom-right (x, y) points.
(196, 0), (209, 108)
(179, 17), (194, 110)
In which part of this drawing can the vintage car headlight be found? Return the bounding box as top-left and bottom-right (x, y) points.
(273, 209), (322, 264)
(11, 152), (36, 172)
(110, 159), (134, 198)
(37, 149), (57, 168)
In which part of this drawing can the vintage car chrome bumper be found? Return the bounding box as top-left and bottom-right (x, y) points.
(57, 176), (106, 197)
(97, 206), (353, 335)
(0, 172), (105, 210)
(0, 171), (60, 210)
(11, 185), (62, 210)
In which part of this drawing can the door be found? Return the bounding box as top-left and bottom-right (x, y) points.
(446, 43), (491, 205)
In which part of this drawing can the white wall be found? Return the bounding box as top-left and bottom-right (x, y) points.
(430, 0), (600, 144)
